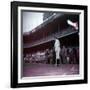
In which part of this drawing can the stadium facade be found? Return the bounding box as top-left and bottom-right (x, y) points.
(23, 13), (79, 53)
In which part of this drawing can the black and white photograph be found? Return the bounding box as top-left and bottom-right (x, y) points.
(11, 1), (87, 88)
(22, 11), (79, 77)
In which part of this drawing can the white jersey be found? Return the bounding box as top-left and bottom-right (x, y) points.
(54, 39), (60, 51)
(54, 39), (60, 59)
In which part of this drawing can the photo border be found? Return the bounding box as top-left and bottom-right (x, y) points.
(11, 1), (88, 88)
